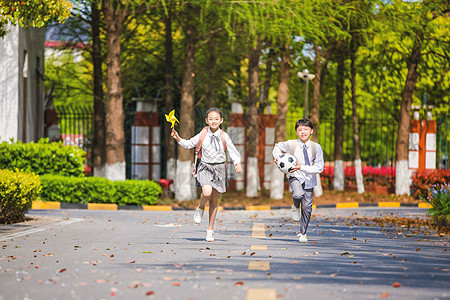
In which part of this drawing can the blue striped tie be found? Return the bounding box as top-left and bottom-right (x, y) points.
(303, 145), (310, 166)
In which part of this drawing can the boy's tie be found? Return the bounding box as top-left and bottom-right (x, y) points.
(303, 145), (310, 165)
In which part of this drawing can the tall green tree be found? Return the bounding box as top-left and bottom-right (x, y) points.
(372, 1), (450, 194)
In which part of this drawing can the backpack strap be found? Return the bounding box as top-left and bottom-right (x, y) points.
(220, 129), (228, 174)
(219, 129), (227, 153)
(195, 127), (209, 159)
(192, 127), (209, 176)
(310, 141), (317, 165)
(289, 140), (299, 156)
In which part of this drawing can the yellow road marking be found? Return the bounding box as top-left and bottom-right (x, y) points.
(32, 201), (60, 210)
(336, 202), (359, 209)
(378, 202), (401, 208)
(252, 223), (265, 238)
(246, 289), (276, 300)
(87, 203), (117, 210)
(246, 205), (271, 210)
(251, 245), (267, 250)
(248, 261), (270, 271)
(142, 205), (172, 211)
(418, 203), (432, 208)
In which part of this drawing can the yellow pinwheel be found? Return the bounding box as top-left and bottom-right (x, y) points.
(165, 109), (179, 128)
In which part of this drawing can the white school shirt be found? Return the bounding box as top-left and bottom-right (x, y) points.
(272, 139), (324, 189)
(177, 127), (241, 165)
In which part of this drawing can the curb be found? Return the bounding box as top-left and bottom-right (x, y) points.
(31, 201), (432, 211)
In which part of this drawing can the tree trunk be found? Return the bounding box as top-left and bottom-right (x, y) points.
(103, 0), (127, 181)
(91, 0), (106, 178)
(310, 44), (323, 143)
(205, 41), (216, 108)
(164, 7), (176, 182)
(270, 45), (290, 199)
(259, 48), (275, 114)
(350, 48), (364, 194)
(333, 51), (345, 191)
(311, 44), (326, 197)
(175, 19), (197, 200)
(246, 42), (260, 197)
(396, 32), (422, 195)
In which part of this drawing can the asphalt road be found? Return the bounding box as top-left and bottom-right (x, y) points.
(0, 207), (449, 300)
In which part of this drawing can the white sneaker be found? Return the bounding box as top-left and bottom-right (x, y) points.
(292, 206), (300, 222)
(194, 207), (204, 224)
(206, 230), (214, 242)
(298, 234), (308, 243)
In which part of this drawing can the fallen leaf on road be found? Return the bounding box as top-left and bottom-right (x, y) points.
(58, 268), (67, 273)
(145, 291), (154, 296)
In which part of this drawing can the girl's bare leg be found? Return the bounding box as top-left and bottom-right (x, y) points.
(207, 188), (220, 231)
(199, 185), (212, 210)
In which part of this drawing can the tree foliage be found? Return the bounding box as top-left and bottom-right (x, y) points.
(0, 0), (73, 37)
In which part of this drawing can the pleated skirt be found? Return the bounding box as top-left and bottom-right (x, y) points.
(195, 161), (228, 193)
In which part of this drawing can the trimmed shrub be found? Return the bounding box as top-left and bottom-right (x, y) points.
(0, 138), (85, 177)
(114, 179), (161, 206)
(0, 169), (41, 224)
(411, 170), (450, 200)
(40, 175), (116, 204)
(39, 175), (161, 205)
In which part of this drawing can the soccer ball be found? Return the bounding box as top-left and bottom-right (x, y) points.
(276, 153), (298, 174)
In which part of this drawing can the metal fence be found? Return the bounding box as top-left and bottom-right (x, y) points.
(55, 105), (93, 175)
(55, 105), (449, 181)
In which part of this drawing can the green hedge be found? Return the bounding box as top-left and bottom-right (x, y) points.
(0, 138), (85, 177)
(40, 175), (162, 206)
(0, 169), (41, 224)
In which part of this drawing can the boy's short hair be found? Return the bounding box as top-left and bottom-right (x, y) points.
(295, 118), (313, 130)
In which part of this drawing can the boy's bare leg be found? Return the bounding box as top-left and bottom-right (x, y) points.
(207, 189), (220, 231)
(199, 185), (213, 210)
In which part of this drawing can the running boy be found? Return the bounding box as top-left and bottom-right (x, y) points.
(273, 118), (324, 243)
(171, 108), (242, 242)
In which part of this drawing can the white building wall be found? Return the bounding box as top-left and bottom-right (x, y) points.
(0, 24), (45, 143)
(0, 25), (20, 142)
